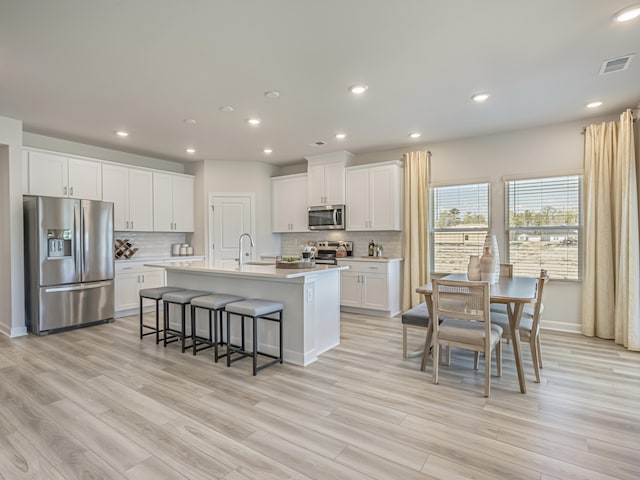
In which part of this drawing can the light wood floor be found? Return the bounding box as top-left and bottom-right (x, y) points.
(1, 312), (639, 479)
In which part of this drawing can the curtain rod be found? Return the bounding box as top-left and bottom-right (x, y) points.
(401, 151), (432, 158)
(581, 112), (637, 134)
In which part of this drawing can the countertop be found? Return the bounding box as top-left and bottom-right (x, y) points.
(337, 257), (403, 263)
(116, 255), (205, 264)
(146, 260), (348, 279)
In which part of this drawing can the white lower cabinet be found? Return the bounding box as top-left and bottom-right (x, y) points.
(338, 259), (402, 316)
(114, 263), (166, 316)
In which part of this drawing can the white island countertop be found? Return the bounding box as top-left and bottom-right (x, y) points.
(152, 259), (347, 366)
(148, 260), (348, 279)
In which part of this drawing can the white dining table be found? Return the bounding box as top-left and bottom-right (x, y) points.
(416, 273), (538, 393)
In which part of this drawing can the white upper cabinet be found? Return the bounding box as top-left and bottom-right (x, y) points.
(26, 150), (102, 200)
(271, 174), (308, 232)
(346, 161), (403, 231)
(305, 150), (353, 206)
(102, 164), (153, 231)
(153, 172), (194, 232)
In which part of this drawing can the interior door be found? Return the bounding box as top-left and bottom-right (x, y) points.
(209, 194), (254, 264)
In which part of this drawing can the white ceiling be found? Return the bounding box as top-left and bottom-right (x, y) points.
(1, 0), (639, 166)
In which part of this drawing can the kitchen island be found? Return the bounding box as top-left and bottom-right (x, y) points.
(147, 260), (348, 366)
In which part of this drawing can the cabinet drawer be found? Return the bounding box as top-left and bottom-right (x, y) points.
(338, 261), (388, 275)
(115, 262), (163, 274)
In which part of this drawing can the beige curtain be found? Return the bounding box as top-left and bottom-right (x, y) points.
(402, 150), (431, 310)
(583, 110), (640, 350)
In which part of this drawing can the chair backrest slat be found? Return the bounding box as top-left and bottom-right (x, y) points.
(432, 279), (490, 326)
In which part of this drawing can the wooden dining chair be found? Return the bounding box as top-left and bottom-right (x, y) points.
(490, 270), (547, 382)
(491, 264), (543, 319)
(431, 279), (503, 397)
(499, 263), (513, 278)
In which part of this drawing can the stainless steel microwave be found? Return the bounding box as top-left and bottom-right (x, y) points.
(308, 204), (345, 230)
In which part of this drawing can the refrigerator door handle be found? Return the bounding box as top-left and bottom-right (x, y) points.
(44, 281), (113, 293)
(74, 203), (80, 274)
(82, 205), (87, 275)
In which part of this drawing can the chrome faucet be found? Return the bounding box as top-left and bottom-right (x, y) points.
(238, 233), (255, 267)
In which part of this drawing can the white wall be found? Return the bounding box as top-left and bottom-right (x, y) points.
(0, 115), (26, 337)
(354, 114), (623, 332)
(200, 160), (280, 258)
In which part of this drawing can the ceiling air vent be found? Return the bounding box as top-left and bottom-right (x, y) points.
(600, 54), (634, 75)
(310, 140), (327, 146)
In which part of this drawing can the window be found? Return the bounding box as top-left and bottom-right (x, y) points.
(505, 175), (582, 280)
(431, 182), (490, 273)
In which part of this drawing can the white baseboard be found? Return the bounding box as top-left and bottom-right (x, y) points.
(540, 319), (582, 334)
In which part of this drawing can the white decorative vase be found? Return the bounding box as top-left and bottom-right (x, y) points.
(483, 234), (500, 278)
(467, 255), (481, 280)
(480, 246), (498, 284)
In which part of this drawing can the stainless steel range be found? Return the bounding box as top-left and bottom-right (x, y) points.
(315, 240), (353, 265)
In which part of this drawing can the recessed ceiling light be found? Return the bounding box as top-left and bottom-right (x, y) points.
(247, 118), (261, 126)
(219, 106), (234, 113)
(349, 84), (368, 94)
(586, 101), (603, 108)
(116, 131), (129, 137)
(335, 133), (347, 140)
(263, 148), (273, 154)
(184, 118), (197, 125)
(471, 93), (490, 103)
(186, 148), (196, 154)
(409, 132), (421, 139)
(613, 4), (640, 22)
(264, 90), (280, 98)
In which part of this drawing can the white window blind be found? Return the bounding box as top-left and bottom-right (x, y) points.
(431, 183), (489, 274)
(506, 175), (582, 280)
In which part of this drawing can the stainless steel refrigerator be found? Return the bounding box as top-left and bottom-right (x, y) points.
(23, 195), (115, 335)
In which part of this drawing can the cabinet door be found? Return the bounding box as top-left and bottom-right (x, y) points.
(68, 158), (102, 200)
(307, 164), (326, 205)
(142, 269), (165, 289)
(369, 165), (399, 230)
(172, 175), (194, 232)
(289, 175), (309, 232)
(345, 168), (370, 230)
(114, 271), (140, 311)
(102, 164), (129, 230)
(22, 150), (29, 193)
(362, 273), (389, 310)
(271, 177), (291, 232)
(153, 172), (174, 231)
(129, 169), (154, 231)
(140, 269), (165, 306)
(28, 151), (67, 197)
(340, 271), (363, 307)
(323, 161), (345, 205)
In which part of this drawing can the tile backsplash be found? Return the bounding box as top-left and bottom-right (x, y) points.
(114, 232), (187, 259)
(280, 231), (403, 258)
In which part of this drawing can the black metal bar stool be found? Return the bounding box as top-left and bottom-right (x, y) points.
(190, 294), (244, 361)
(139, 286), (185, 343)
(225, 299), (283, 375)
(162, 290), (210, 352)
